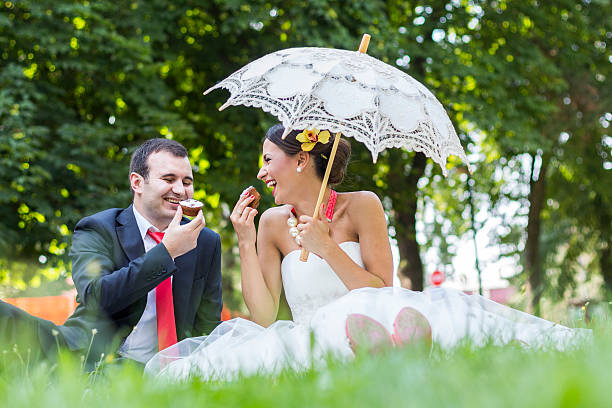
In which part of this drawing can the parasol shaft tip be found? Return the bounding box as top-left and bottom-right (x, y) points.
(281, 126), (292, 140)
(358, 34), (371, 53)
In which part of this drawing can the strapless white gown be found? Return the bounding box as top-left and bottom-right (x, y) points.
(144, 242), (589, 381)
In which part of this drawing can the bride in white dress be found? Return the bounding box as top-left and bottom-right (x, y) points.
(145, 124), (589, 381)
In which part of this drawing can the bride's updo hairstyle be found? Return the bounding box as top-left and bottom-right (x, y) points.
(266, 124), (351, 186)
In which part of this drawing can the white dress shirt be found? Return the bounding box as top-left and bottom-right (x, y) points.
(117, 207), (168, 363)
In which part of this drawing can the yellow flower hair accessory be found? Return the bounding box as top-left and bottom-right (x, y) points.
(296, 129), (330, 152)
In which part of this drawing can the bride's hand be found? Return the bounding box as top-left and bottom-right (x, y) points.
(230, 189), (258, 245)
(297, 204), (333, 256)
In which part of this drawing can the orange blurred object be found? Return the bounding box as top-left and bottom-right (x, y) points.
(2, 295), (78, 325)
(3, 296), (239, 325)
(220, 303), (232, 321)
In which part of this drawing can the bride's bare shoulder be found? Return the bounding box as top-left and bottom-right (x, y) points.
(257, 206), (293, 252)
(340, 191), (384, 224)
(341, 190), (383, 209)
(259, 205), (293, 228)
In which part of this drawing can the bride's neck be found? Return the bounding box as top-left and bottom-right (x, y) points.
(290, 183), (331, 218)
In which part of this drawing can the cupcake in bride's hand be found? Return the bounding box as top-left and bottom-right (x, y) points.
(243, 186), (261, 209)
(180, 198), (203, 217)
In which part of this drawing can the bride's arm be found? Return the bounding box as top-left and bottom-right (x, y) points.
(298, 191), (393, 289)
(231, 195), (282, 327)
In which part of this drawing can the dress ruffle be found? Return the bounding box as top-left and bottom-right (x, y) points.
(145, 243), (590, 381)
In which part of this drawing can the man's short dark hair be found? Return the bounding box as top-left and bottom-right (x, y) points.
(129, 138), (188, 180)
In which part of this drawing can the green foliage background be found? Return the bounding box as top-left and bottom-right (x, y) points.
(1, 0), (610, 312)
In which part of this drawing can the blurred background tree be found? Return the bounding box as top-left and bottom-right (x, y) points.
(1, 0), (610, 316)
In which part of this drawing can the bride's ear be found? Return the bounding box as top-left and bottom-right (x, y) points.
(296, 151), (310, 170)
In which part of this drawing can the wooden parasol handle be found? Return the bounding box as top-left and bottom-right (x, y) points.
(299, 34), (371, 262)
(358, 34), (371, 53)
(299, 132), (342, 262)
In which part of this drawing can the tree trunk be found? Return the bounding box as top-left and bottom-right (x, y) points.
(524, 153), (549, 315)
(599, 206), (612, 293)
(388, 151), (427, 290)
(601, 241), (612, 294)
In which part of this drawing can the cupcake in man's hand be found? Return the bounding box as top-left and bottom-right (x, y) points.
(179, 198), (203, 217)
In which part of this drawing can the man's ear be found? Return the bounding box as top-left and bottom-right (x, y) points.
(130, 172), (144, 194)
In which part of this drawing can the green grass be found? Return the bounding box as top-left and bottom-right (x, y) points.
(1, 322), (610, 408)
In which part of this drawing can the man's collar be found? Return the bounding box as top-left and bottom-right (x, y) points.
(132, 206), (160, 241)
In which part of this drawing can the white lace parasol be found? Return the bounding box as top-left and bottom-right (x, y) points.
(204, 45), (470, 175)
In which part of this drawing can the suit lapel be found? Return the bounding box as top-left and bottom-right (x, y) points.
(116, 206), (195, 336)
(116, 205), (145, 262)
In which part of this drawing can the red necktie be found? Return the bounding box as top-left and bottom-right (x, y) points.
(146, 230), (178, 351)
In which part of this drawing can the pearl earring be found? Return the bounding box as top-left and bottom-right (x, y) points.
(296, 167), (302, 173)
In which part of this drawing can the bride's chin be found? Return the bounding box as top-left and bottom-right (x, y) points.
(274, 189), (296, 206)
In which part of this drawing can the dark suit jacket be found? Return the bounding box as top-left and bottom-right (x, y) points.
(60, 205), (222, 361)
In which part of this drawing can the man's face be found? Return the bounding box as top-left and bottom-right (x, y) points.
(131, 150), (194, 229)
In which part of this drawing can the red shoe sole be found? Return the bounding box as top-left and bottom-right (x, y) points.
(391, 307), (432, 347)
(345, 313), (393, 354)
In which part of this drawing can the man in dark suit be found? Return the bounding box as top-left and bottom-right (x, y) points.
(0, 138), (222, 366)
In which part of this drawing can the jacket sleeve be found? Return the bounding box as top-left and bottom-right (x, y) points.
(193, 233), (223, 336)
(69, 217), (176, 315)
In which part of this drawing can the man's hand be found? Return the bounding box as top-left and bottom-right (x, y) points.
(162, 206), (206, 259)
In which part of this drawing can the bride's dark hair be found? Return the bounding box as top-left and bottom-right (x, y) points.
(265, 124), (351, 186)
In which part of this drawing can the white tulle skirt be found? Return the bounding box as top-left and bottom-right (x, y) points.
(145, 287), (590, 381)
